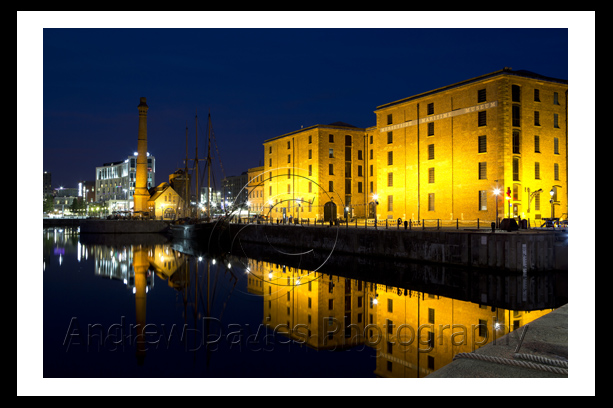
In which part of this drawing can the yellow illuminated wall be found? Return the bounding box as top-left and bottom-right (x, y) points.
(373, 69), (567, 225)
(263, 124), (374, 221)
(247, 166), (265, 215)
(147, 184), (181, 220)
(262, 69), (567, 225)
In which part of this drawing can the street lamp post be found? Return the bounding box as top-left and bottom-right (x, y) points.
(550, 188), (555, 220)
(493, 187), (500, 228)
(505, 187), (512, 219)
(372, 193), (379, 229)
(297, 198), (302, 224)
(527, 188), (543, 227)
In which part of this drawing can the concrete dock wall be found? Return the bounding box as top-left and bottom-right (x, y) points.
(229, 224), (568, 272)
(43, 218), (82, 228)
(43, 219), (568, 272)
(78, 219), (170, 234)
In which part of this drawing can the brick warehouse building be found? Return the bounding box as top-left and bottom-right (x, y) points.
(263, 122), (371, 222)
(262, 68), (567, 226)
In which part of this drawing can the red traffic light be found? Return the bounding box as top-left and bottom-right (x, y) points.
(506, 187), (511, 198)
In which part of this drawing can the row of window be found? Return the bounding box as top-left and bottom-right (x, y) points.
(512, 84), (563, 105)
(387, 109), (560, 141)
(512, 106), (561, 128)
(269, 159), (560, 206)
(382, 159), (561, 187)
(513, 159), (561, 182)
(276, 136), (561, 172)
(382, 134), (562, 165)
(377, 186), (556, 213)
(270, 162), (559, 200)
(272, 118), (562, 168)
(271, 147), (367, 166)
(386, 88), (490, 125)
(273, 134), (357, 153)
(384, 86), (562, 130)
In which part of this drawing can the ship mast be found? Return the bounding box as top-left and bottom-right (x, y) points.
(207, 112), (212, 219)
(184, 122), (189, 218)
(194, 111), (199, 219)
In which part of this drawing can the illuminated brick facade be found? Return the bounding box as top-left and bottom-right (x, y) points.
(247, 165), (265, 214)
(263, 123), (372, 221)
(263, 68), (567, 225)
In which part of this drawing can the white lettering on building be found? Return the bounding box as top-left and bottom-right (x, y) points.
(380, 101), (498, 132)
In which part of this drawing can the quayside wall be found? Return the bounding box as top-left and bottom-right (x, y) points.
(76, 219), (169, 234)
(228, 224), (568, 273)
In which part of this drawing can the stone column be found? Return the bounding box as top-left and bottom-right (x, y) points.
(134, 97), (149, 212)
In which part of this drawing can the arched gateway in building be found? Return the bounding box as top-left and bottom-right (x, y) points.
(323, 201), (337, 222)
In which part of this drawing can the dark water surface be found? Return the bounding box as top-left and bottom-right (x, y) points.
(42, 227), (567, 379)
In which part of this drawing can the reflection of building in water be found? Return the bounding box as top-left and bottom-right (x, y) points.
(246, 259), (264, 296)
(147, 244), (187, 289)
(87, 242), (188, 365)
(91, 243), (190, 292)
(43, 227), (82, 270)
(366, 284), (552, 378)
(258, 261), (368, 350)
(92, 245), (154, 293)
(251, 260), (554, 377)
(93, 245), (148, 291)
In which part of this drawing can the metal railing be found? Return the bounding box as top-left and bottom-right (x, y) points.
(235, 217), (498, 230)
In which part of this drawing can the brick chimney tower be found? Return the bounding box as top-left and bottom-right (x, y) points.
(133, 97), (150, 213)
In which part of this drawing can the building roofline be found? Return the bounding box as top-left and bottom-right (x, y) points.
(263, 122), (366, 144)
(375, 68), (567, 111)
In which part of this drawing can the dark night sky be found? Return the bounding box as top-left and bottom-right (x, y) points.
(23, 12), (592, 193)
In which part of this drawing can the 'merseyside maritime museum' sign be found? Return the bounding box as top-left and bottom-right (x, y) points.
(380, 101), (498, 133)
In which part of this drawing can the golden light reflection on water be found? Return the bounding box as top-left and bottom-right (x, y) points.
(247, 260), (553, 378)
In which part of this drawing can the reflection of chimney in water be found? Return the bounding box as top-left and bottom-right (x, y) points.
(134, 97), (149, 213)
(133, 247), (149, 366)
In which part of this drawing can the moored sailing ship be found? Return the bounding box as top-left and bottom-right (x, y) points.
(169, 112), (228, 250)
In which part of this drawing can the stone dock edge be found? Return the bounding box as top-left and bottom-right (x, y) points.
(426, 304), (568, 378)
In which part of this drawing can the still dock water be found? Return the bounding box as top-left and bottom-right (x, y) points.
(43, 227), (567, 378)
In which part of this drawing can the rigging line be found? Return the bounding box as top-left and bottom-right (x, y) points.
(196, 113), (224, 190)
(209, 125), (227, 182)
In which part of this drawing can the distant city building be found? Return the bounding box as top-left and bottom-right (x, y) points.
(55, 187), (79, 197)
(222, 172), (249, 210)
(168, 169), (190, 206)
(200, 186), (222, 215)
(95, 153), (155, 209)
(43, 171), (53, 197)
(78, 180), (96, 203)
(247, 166), (265, 214)
(52, 187), (79, 214)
